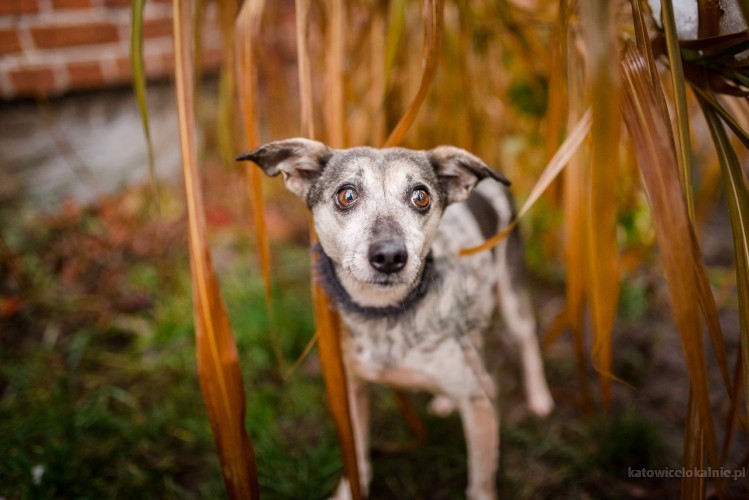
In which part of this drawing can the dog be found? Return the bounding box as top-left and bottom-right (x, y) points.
(237, 138), (554, 500)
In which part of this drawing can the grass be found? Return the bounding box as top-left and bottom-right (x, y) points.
(0, 179), (696, 498)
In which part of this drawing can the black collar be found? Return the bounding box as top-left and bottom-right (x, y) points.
(313, 244), (437, 320)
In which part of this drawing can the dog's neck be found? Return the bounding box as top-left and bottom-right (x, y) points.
(314, 244), (436, 320)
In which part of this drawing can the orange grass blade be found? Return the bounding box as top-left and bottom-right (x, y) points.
(296, 0), (316, 139)
(237, 0), (285, 369)
(682, 392), (707, 499)
(324, 0), (345, 148)
(459, 109), (592, 256)
(310, 234), (362, 500)
(564, 144), (593, 410)
(172, 0), (258, 497)
(394, 390), (427, 445)
(544, 0), (570, 160)
(296, 1), (361, 497)
(369, 3), (387, 146)
(721, 352), (745, 463)
(236, 0), (279, 354)
(375, 391), (428, 453)
(383, 0), (444, 147)
(630, 0), (669, 118)
(689, 226), (733, 399)
(563, 25), (594, 410)
(632, 0), (741, 430)
(621, 43), (718, 466)
(580, 0), (621, 411)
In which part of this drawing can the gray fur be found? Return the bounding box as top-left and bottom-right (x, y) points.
(237, 138), (553, 500)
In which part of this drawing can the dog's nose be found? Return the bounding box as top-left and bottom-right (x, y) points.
(368, 240), (408, 274)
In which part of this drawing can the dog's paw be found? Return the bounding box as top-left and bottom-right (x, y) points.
(466, 485), (498, 500)
(428, 395), (457, 417)
(528, 390), (554, 418)
(329, 477), (352, 500)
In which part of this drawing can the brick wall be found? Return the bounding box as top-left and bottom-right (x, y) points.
(0, 0), (224, 99)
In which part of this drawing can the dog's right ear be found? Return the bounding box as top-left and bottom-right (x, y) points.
(236, 138), (331, 202)
(427, 146), (511, 205)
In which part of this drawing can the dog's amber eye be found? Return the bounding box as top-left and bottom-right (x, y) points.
(411, 188), (430, 209)
(336, 186), (358, 208)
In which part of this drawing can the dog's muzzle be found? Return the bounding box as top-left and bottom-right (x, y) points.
(367, 240), (408, 274)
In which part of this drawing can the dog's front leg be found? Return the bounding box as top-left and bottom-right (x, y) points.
(331, 373), (371, 499)
(459, 391), (499, 500)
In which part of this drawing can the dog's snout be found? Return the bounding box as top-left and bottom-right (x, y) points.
(368, 240), (408, 274)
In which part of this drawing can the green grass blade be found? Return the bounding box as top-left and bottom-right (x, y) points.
(130, 0), (160, 212)
(216, 0), (238, 165)
(699, 98), (749, 421)
(384, 0), (407, 84)
(661, 0), (696, 222)
(691, 84), (749, 148)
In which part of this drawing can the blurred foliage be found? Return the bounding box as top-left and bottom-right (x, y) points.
(2, 0), (749, 497)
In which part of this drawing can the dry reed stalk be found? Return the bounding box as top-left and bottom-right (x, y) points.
(173, 0), (258, 497)
(296, 1), (361, 497)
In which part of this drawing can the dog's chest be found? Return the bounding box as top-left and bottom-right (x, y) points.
(341, 255), (495, 391)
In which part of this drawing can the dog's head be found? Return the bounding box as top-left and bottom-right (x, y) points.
(237, 138), (509, 308)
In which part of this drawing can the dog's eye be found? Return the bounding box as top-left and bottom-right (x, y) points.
(336, 186), (359, 208)
(411, 188), (431, 209)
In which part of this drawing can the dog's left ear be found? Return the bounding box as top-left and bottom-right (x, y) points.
(427, 146), (510, 204)
(236, 138), (332, 202)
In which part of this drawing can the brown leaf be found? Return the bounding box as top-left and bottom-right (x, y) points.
(621, 42), (718, 466)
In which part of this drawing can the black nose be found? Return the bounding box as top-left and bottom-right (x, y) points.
(368, 240), (408, 274)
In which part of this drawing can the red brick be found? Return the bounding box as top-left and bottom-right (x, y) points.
(115, 56), (132, 80)
(31, 23), (119, 49)
(201, 46), (225, 71)
(9, 67), (57, 97)
(143, 17), (172, 38)
(66, 61), (104, 89)
(139, 53), (163, 77)
(0, 0), (39, 15)
(0, 29), (22, 56)
(158, 51), (175, 75)
(51, 0), (92, 9)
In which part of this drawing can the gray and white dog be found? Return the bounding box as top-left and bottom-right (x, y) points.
(237, 139), (553, 500)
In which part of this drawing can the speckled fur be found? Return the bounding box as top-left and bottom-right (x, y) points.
(238, 139), (553, 500)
